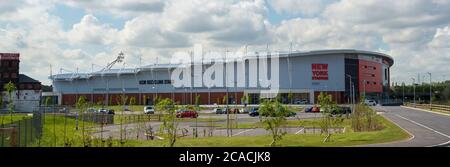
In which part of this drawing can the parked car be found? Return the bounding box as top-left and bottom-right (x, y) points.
(261, 110), (297, 117)
(87, 108), (97, 113)
(365, 100), (377, 106)
(239, 108), (249, 114)
(144, 106), (155, 114)
(304, 106), (313, 113)
(284, 111), (297, 117)
(176, 110), (198, 118)
(311, 106), (320, 113)
(108, 109), (115, 115)
(249, 107), (259, 117)
(214, 108), (225, 114)
(331, 106), (351, 115)
(295, 99), (309, 104)
(98, 108), (108, 114)
(228, 108), (239, 114)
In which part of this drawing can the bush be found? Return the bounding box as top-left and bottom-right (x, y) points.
(351, 104), (384, 132)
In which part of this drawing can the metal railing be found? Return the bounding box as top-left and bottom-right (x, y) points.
(0, 111), (43, 147)
(404, 102), (450, 113)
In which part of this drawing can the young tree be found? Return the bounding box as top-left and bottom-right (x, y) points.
(116, 94), (128, 144)
(76, 96), (88, 146)
(288, 91), (293, 104)
(258, 100), (289, 146)
(143, 95), (147, 105)
(129, 96), (136, 112)
(317, 92), (342, 142)
(156, 98), (178, 147)
(4, 81), (16, 123)
(247, 95), (252, 104)
(222, 95), (228, 104)
(96, 97), (104, 107)
(0, 94), (3, 126)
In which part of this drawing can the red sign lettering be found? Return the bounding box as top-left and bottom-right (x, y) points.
(312, 63), (328, 80)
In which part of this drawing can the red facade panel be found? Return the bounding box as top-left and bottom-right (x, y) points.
(358, 60), (382, 93)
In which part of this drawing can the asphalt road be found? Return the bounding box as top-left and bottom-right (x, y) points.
(367, 106), (450, 147)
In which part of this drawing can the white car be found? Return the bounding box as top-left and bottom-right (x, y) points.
(144, 106), (155, 114)
(364, 100), (377, 106)
(87, 108), (96, 113)
(98, 108), (108, 113)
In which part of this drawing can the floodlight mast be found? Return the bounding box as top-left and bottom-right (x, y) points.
(101, 52), (125, 72)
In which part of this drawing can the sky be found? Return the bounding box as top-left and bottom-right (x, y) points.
(0, 0), (449, 85)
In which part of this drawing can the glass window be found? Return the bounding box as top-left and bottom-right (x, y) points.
(11, 61), (18, 67)
(11, 73), (17, 78)
(147, 80), (155, 84)
(384, 69), (388, 80)
(139, 80), (146, 84)
(157, 80), (164, 84)
(3, 73), (9, 78)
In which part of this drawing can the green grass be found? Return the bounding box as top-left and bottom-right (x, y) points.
(0, 114), (33, 125)
(212, 118), (351, 129)
(124, 115), (409, 147)
(22, 112), (409, 147)
(33, 115), (101, 147)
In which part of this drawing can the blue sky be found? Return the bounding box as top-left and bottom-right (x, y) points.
(0, 0), (449, 85)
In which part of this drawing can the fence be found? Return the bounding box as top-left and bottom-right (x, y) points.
(0, 111), (43, 147)
(117, 114), (162, 124)
(405, 102), (450, 113)
(65, 113), (115, 124)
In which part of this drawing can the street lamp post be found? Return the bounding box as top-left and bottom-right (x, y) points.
(346, 74), (353, 112)
(363, 79), (366, 100)
(402, 82), (405, 104)
(427, 72), (432, 110)
(411, 78), (416, 107)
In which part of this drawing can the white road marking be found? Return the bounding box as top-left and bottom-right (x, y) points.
(232, 129), (254, 136)
(295, 128), (305, 134)
(395, 114), (450, 138)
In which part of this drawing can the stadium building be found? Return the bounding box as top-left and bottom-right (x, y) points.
(49, 49), (394, 105)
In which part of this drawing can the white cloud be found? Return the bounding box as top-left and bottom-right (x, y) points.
(429, 26), (450, 48)
(119, 14), (190, 48)
(268, 0), (334, 16)
(67, 14), (119, 45)
(63, 0), (165, 18)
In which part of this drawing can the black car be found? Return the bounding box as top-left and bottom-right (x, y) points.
(285, 111), (297, 117)
(331, 106), (351, 115)
(108, 109), (115, 115)
(248, 107), (259, 117)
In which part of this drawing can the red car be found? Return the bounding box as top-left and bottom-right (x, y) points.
(312, 106), (320, 113)
(176, 110), (199, 118)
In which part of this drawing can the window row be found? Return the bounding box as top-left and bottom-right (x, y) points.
(363, 81), (377, 85)
(362, 65), (376, 70)
(0, 73), (17, 79)
(18, 83), (41, 90)
(0, 61), (19, 68)
(139, 80), (172, 85)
